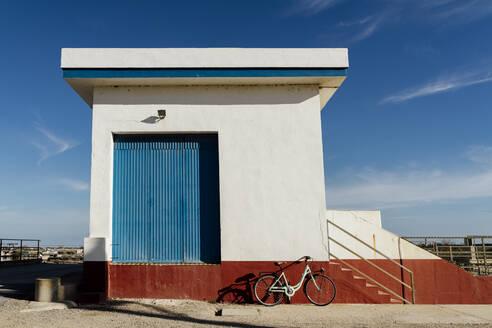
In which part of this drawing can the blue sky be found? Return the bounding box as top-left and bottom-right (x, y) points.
(1, 0), (491, 245)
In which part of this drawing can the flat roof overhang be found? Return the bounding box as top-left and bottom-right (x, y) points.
(61, 48), (349, 108)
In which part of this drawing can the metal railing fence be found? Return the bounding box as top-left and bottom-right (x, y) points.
(0, 238), (40, 261)
(403, 236), (492, 276)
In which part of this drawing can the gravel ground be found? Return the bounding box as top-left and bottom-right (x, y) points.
(1, 298), (492, 328)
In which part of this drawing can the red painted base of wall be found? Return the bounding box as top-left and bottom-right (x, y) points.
(79, 261), (109, 304)
(346, 259), (492, 304)
(82, 259), (492, 304)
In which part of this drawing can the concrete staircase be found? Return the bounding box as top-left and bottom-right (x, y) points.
(327, 261), (403, 304)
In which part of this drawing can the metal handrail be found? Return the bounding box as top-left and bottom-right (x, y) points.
(328, 220), (412, 274)
(329, 237), (413, 290)
(327, 219), (415, 304)
(329, 253), (411, 304)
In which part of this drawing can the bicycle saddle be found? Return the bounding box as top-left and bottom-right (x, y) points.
(274, 261), (286, 266)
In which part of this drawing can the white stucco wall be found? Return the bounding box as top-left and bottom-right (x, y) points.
(61, 48), (348, 68)
(87, 84), (329, 262)
(327, 210), (438, 260)
(326, 209), (382, 228)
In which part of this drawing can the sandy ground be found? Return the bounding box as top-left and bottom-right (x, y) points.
(1, 298), (492, 328)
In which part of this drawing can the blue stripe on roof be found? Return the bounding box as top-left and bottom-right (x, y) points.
(62, 68), (347, 79)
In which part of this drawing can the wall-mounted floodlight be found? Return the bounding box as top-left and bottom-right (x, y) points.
(157, 110), (166, 120)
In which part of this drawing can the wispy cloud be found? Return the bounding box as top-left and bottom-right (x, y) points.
(380, 70), (492, 104)
(424, 0), (492, 24)
(31, 123), (78, 164)
(326, 146), (492, 209)
(326, 167), (492, 209)
(465, 145), (492, 165)
(338, 15), (372, 27)
(321, 3), (400, 44)
(55, 178), (89, 191)
(285, 0), (344, 16)
(346, 15), (385, 43)
(315, 12), (390, 45)
(297, 0), (492, 45)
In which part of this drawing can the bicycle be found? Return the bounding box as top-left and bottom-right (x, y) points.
(254, 256), (336, 306)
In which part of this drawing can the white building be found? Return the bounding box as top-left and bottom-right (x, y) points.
(62, 48), (492, 304)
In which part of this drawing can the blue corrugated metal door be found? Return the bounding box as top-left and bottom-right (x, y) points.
(112, 135), (220, 263)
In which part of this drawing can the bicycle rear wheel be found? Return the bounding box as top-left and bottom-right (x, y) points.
(304, 274), (336, 306)
(254, 274), (284, 306)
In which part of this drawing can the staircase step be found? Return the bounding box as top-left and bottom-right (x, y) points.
(350, 275), (367, 287)
(333, 263), (405, 304)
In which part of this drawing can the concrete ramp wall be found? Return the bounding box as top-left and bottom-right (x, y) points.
(326, 210), (492, 304)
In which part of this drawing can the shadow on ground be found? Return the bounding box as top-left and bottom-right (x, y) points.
(217, 273), (257, 304)
(80, 300), (274, 328)
(0, 263), (82, 300)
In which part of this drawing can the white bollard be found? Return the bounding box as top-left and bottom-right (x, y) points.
(34, 278), (60, 302)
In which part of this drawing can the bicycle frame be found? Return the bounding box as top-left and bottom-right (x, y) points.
(268, 262), (319, 298)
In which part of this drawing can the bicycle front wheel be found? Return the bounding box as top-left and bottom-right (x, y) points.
(254, 274), (284, 306)
(304, 274), (336, 306)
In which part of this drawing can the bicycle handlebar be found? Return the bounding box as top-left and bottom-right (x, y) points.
(271, 256), (313, 272)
